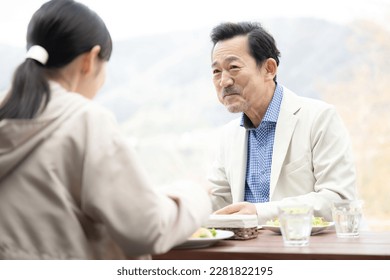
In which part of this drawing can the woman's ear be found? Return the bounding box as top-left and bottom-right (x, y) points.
(81, 45), (101, 75)
(264, 58), (277, 81)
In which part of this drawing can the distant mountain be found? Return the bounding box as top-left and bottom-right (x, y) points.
(0, 17), (367, 182)
(1, 18), (355, 128)
(94, 18), (359, 134)
(1, 18), (353, 120)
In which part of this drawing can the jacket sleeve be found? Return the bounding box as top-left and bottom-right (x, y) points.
(79, 106), (212, 257)
(207, 124), (234, 211)
(208, 153), (233, 211)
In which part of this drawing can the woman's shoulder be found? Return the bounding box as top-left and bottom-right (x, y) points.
(49, 82), (115, 120)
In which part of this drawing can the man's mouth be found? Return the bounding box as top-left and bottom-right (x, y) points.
(222, 87), (239, 98)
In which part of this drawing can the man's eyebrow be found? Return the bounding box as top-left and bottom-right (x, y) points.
(211, 56), (242, 68)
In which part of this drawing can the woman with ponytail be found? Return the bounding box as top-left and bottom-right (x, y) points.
(0, 0), (211, 259)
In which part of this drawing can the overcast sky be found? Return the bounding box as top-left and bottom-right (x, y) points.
(0, 0), (389, 46)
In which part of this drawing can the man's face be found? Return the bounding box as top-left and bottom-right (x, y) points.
(211, 35), (265, 114)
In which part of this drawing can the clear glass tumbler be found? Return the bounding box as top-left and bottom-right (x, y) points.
(332, 200), (363, 238)
(278, 204), (313, 246)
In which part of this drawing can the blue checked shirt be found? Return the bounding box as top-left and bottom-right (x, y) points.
(241, 84), (283, 203)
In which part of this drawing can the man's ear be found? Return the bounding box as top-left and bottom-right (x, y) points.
(264, 58), (277, 81)
(81, 45), (101, 75)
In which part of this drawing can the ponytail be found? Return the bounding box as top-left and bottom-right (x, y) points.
(0, 59), (50, 120)
(0, 0), (112, 121)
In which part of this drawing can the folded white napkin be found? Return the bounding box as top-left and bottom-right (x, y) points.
(205, 214), (258, 228)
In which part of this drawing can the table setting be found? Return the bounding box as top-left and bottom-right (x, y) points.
(154, 200), (390, 260)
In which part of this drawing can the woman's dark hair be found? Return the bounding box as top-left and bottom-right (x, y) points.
(0, 0), (112, 120)
(210, 22), (280, 82)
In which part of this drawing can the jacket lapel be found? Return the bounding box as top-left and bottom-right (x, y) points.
(270, 88), (300, 197)
(230, 124), (248, 203)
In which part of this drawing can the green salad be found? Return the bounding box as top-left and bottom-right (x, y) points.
(191, 227), (217, 238)
(266, 217), (330, 227)
(311, 217), (330, 226)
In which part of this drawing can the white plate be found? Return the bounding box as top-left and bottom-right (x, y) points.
(261, 222), (335, 235)
(174, 230), (234, 249)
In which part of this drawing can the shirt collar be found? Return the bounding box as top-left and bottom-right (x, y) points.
(240, 83), (284, 129)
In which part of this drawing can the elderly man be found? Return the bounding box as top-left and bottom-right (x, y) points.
(208, 22), (357, 224)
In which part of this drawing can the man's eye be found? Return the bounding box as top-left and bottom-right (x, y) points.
(213, 69), (221, 74)
(230, 65), (239, 70)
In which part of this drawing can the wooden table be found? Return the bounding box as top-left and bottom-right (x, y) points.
(153, 230), (390, 260)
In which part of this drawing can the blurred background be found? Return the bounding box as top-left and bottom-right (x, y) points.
(1, 0), (389, 230)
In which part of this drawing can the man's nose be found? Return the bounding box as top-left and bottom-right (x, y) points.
(220, 71), (234, 87)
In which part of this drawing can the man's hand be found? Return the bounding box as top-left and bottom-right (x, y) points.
(214, 202), (257, 215)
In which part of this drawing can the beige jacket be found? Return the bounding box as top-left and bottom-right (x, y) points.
(0, 82), (211, 259)
(209, 86), (357, 224)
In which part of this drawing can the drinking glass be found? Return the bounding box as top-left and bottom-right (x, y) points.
(332, 200), (363, 238)
(278, 204), (313, 246)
